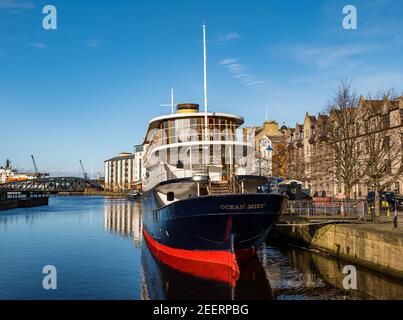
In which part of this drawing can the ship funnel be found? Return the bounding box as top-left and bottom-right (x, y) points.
(176, 103), (200, 114)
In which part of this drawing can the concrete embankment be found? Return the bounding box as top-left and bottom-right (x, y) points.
(311, 251), (403, 299)
(272, 222), (403, 279)
(0, 200), (19, 211)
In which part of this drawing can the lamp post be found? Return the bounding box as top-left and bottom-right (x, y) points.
(394, 188), (398, 228)
(258, 138), (272, 177)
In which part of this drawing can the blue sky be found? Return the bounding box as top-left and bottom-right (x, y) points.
(1, 0), (403, 176)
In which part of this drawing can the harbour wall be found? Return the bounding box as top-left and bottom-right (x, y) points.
(0, 197), (48, 211)
(271, 222), (403, 279)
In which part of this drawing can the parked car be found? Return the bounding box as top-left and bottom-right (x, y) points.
(396, 195), (403, 210)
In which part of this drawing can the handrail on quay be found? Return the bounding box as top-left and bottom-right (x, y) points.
(283, 199), (368, 222)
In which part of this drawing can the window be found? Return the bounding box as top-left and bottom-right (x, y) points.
(383, 136), (390, 152)
(383, 113), (390, 129)
(169, 120), (175, 144)
(384, 159), (392, 174)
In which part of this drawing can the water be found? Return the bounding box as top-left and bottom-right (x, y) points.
(0, 196), (401, 300)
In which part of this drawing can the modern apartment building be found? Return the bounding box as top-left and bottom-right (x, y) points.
(104, 145), (146, 192)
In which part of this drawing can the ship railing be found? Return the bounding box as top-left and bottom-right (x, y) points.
(142, 162), (253, 192)
(231, 177), (248, 194)
(142, 164), (203, 190)
(146, 126), (255, 155)
(191, 166), (209, 176)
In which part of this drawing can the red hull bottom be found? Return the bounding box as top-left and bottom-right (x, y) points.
(143, 229), (240, 286)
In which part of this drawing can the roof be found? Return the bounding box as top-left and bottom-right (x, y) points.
(105, 153), (134, 162)
(317, 113), (329, 122)
(360, 97), (401, 112)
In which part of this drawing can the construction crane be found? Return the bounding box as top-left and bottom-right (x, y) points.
(31, 155), (39, 177)
(29, 155), (49, 179)
(79, 160), (88, 180)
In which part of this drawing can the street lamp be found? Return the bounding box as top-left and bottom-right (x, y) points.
(258, 138), (273, 176)
(394, 188), (398, 228)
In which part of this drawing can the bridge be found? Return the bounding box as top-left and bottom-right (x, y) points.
(0, 177), (103, 193)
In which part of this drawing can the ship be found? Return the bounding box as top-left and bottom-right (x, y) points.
(141, 24), (288, 286)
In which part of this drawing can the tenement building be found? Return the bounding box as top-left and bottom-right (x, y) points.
(284, 96), (403, 198)
(244, 120), (290, 177)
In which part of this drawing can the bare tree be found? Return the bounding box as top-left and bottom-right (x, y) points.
(360, 91), (403, 217)
(275, 143), (287, 178)
(314, 81), (365, 198)
(284, 147), (306, 182)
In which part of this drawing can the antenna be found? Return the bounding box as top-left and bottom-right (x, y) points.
(203, 23), (208, 141)
(160, 88), (175, 114)
(265, 106), (268, 121)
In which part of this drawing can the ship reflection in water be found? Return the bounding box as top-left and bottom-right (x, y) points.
(140, 243), (273, 300)
(105, 199), (403, 300)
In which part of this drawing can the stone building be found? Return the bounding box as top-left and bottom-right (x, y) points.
(244, 120), (289, 177)
(284, 96), (403, 198)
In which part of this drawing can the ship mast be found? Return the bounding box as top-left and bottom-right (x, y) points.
(171, 88), (174, 114)
(160, 88), (175, 114)
(203, 23), (208, 141)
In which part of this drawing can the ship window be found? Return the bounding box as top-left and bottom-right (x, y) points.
(163, 121), (169, 144)
(167, 192), (174, 201)
(169, 120), (175, 144)
(198, 118), (203, 141)
(177, 118), (191, 142)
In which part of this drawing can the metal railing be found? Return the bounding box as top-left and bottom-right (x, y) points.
(284, 199), (367, 219)
(146, 126), (255, 155)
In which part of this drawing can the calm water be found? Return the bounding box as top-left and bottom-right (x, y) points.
(0, 196), (401, 300)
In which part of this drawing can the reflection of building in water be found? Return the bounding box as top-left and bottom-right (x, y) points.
(104, 200), (142, 246)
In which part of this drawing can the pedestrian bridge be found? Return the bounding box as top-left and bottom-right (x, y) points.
(0, 177), (102, 193)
